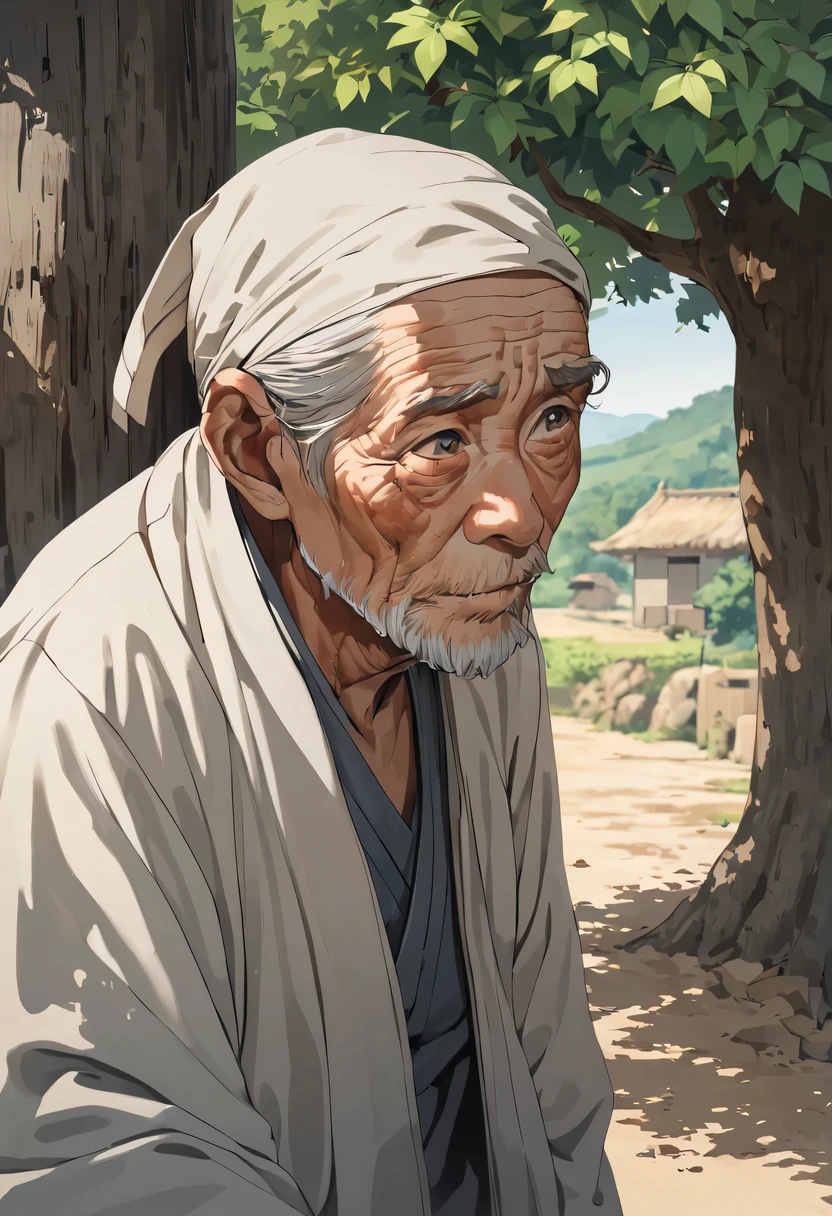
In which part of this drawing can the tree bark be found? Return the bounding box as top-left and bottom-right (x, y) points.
(0, 2), (235, 600)
(619, 173), (832, 1055)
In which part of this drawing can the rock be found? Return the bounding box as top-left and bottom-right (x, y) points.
(648, 666), (702, 732)
(626, 662), (651, 692)
(747, 973), (812, 1017)
(614, 692), (648, 729)
(601, 659), (633, 694)
(596, 710), (615, 731)
(731, 713), (757, 765)
(573, 677), (603, 718)
(572, 859), (590, 868)
(664, 697), (697, 731)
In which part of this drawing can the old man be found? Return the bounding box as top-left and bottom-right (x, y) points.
(0, 129), (620, 1216)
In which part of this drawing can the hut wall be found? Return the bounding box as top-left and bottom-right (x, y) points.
(633, 552), (668, 627)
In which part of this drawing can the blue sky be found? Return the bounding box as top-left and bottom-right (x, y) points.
(586, 272), (736, 418)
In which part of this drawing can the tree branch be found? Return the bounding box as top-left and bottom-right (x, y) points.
(528, 138), (712, 290)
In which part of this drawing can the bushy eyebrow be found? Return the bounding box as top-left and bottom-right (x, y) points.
(398, 380), (501, 426)
(397, 354), (610, 428)
(545, 355), (610, 394)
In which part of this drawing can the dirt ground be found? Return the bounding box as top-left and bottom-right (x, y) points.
(554, 715), (832, 1215)
(533, 606), (668, 644)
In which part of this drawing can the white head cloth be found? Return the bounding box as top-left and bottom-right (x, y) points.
(112, 128), (591, 429)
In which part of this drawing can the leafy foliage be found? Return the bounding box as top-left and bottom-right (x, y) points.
(694, 553), (757, 642)
(540, 634), (755, 691)
(235, 0), (832, 328)
(532, 384), (737, 605)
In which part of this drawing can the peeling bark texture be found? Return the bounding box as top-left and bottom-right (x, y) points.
(620, 172), (832, 1051)
(0, 3), (234, 599)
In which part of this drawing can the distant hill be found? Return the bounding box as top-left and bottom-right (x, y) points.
(580, 411), (658, 449)
(533, 385), (737, 607)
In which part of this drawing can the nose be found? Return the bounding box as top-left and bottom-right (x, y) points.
(462, 456), (544, 551)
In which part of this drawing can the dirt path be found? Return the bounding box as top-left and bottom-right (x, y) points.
(553, 715), (832, 1215)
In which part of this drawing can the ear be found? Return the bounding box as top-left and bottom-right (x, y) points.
(199, 369), (295, 521)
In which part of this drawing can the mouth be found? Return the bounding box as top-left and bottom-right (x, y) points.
(437, 577), (535, 600)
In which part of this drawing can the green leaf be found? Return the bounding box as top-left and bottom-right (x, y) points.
(678, 28), (702, 63)
(750, 39), (782, 72)
(442, 20), (479, 54)
(357, 75), (370, 101)
(381, 110), (410, 133)
(596, 83), (644, 126)
(784, 49), (826, 99)
(414, 30), (447, 81)
(629, 0), (663, 23)
(334, 75), (359, 109)
(651, 71), (686, 109)
(387, 24), (433, 48)
(499, 76), (524, 95)
(549, 60), (578, 98)
(484, 103), (517, 154)
(292, 60), (328, 83)
(667, 0), (687, 24)
(737, 133), (757, 175)
(763, 114), (792, 159)
(499, 12), (530, 36)
(681, 70), (712, 116)
(804, 139), (832, 162)
(720, 50), (749, 89)
(665, 113), (698, 169)
(540, 8), (590, 35)
(774, 160), (804, 213)
(239, 110), (277, 131)
(687, 0), (723, 41)
(533, 54), (563, 75)
(705, 137), (738, 175)
(799, 154), (832, 195)
(574, 60), (598, 93)
(550, 93), (578, 135)
(607, 32), (631, 60)
(752, 132), (777, 179)
(732, 85), (768, 134)
(385, 6), (434, 26)
(632, 38), (650, 76)
(695, 60), (727, 86)
(378, 64), (394, 91)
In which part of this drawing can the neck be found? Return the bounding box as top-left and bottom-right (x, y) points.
(240, 497), (417, 734)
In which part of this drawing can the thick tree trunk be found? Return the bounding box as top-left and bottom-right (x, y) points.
(0, 2), (234, 600)
(620, 174), (832, 1056)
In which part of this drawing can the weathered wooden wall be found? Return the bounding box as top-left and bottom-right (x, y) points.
(0, 2), (235, 599)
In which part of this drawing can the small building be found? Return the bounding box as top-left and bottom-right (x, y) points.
(590, 484), (748, 630)
(696, 667), (758, 748)
(567, 571), (620, 611)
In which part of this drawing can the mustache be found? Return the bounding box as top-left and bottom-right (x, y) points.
(405, 542), (553, 599)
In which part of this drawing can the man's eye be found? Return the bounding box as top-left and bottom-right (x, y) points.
(411, 429), (465, 458)
(530, 405), (573, 439)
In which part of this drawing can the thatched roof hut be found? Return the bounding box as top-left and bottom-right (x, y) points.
(567, 571), (620, 611)
(590, 484), (748, 629)
(590, 484), (747, 559)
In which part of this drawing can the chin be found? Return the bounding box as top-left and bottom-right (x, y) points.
(369, 597), (532, 680)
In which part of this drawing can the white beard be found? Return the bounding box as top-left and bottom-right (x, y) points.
(298, 543), (532, 680)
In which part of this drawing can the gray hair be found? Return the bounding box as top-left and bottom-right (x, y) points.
(246, 312), (382, 497)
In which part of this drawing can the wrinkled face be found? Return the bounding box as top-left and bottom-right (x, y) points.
(275, 270), (597, 678)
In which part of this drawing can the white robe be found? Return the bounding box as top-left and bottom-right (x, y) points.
(0, 431), (621, 1216)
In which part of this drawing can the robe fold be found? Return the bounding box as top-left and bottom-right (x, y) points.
(0, 430), (621, 1216)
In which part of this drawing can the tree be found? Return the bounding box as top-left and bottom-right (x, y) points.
(236, 0), (832, 1044)
(0, 4), (235, 599)
(694, 555), (756, 643)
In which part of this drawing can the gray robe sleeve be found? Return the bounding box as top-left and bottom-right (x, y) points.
(508, 634), (622, 1214)
(0, 642), (312, 1216)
